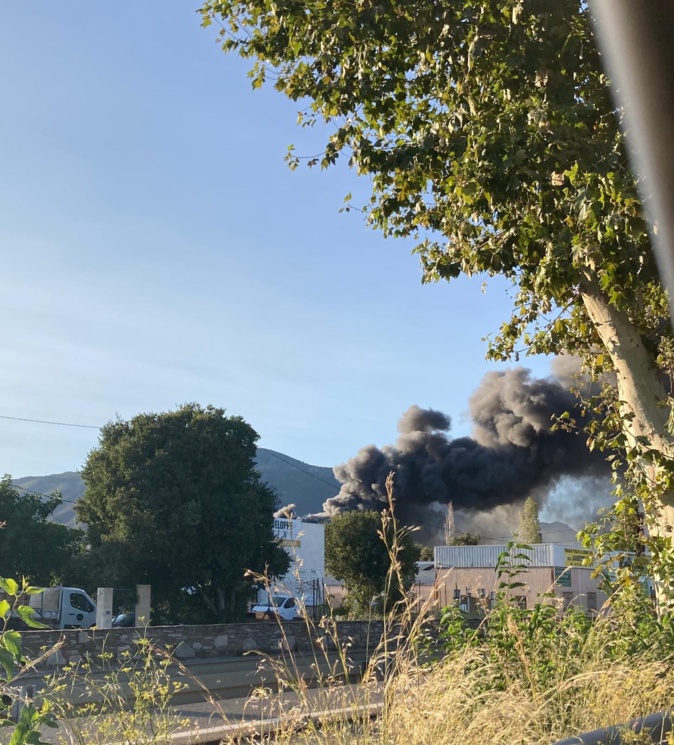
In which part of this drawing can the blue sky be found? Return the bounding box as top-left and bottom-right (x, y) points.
(0, 2), (552, 478)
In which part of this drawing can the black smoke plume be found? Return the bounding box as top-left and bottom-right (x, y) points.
(325, 367), (609, 530)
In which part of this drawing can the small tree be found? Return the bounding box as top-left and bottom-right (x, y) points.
(0, 577), (56, 743)
(325, 510), (419, 614)
(518, 497), (543, 544)
(78, 404), (289, 623)
(417, 544), (434, 562)
(449, 533), (481, 546)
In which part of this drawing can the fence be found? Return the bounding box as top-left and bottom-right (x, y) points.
(552, 710), (673, 744)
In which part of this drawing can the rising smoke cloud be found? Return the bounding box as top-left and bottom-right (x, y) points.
(325, 367), (610, 532)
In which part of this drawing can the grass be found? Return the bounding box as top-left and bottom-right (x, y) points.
(245, 603), (674, 745)
(225, 479), (674, 744)
(12, 609), (674, 745)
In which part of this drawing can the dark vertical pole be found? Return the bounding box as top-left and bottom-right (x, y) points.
(590, 1), (674, 310)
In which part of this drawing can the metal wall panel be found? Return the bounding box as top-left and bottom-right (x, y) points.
(435, 543), (571, 568)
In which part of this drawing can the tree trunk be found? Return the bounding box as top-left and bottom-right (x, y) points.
(196, 585), (218, 617)
(216, 587), (225, 621)
(581, 281), (674, 534)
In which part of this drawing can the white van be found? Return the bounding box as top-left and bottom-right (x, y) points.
(28, 587), (97, 629)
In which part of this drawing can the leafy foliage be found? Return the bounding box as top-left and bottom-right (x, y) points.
(200, 0), (657, 356)
(0, 578), (55, 745)
(201, 0), (674, 545)
(417, 545), (434, 562)
(325, 509), (419, 613)
(77, 404), (289, 623)
(0, 477), (83, 586)
(437, 542), (674, 706)
(447, 532), (481, 546)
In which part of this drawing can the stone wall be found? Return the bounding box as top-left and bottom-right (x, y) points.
(20, 620), (384, 668)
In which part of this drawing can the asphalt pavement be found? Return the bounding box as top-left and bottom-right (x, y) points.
(0, 652), (380, 744)
(2, 682), (382, 744)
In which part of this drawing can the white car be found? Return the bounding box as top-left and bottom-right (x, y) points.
(252, 594), (301, 621)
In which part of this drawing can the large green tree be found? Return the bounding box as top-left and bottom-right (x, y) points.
(201, 0), (674, 539)
(0, 476), (83, 585)
(77, 404), (289, 623)
(325, 510), (419, 613)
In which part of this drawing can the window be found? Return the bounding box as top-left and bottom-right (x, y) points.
(586, 592), (597, 612)
(562, 592), (574, 611)
(70, 593), (94, 613)
(283, 598), (296, 609)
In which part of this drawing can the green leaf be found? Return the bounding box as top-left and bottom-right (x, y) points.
(0, 648), (14, 680)
(0, 579), (19, 597)
(0, 600), (10, 620)
(10, 704), (50, 745)
(3, 630), (22, 661)
(23, 587), (44, 596)
(78, 404), (292, 622)
(25, 730), (51, 745)
(16, 606), (47, 630)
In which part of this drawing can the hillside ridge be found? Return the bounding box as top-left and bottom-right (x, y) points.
(13, 453), (578, 544)
(14, 448), (341, 527)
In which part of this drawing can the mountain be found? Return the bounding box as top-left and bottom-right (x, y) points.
(540, 520), (580, 545)
(14, 457), (579, 544)
(254, 449), (340, 515)
(14, 472), (86, 527)
(14, 448), (340, 527)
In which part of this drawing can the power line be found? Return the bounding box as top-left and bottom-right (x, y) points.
(258, 448), (339, 492)
(0, 415), (340, 492)
(11, 481), (80, 505)
(0, 414), (99, 429)
(0, 413), (341, 497)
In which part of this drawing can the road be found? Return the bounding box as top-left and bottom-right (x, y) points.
(5, 684), (383, 744)
(12, 648), (368, 705)
(2, 651), (377, 743)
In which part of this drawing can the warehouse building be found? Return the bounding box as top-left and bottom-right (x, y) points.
(432, 543), (608, 615)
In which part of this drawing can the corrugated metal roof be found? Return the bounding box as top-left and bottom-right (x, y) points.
(434, 543), (591, 568)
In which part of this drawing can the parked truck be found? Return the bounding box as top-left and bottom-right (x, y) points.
(27, 587), (97, 629)
(251, 593), (302, 621)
